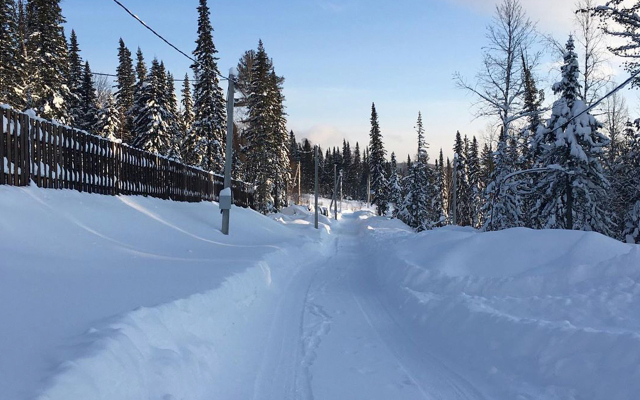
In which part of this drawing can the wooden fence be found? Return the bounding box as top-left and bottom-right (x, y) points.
(0, 107), (254, 207)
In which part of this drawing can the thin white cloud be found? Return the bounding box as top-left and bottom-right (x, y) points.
(442, 0), (576, 35)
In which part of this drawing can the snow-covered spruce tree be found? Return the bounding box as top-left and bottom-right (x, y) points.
(481, 127), (522, 231)
(300, 138), (314, 193)
(25, 0), (71, 122)
(267, 68), (290, 210)
(613, 120), (640, 243)
(369, 103), (388, 216)
(66, 29), (83, 126)
(184, 0), (226, 172)
(467, 136), (482, 228)
(342, 140), (352, 198)
(532, 36), (612, 235)
(179, 74), (194, 151)
(243, 41), (273, 211)
(435, 148), (447, 225)
(361, 147), (370, 202)
(452, 131), (470, 225)
(77, 61), (98, 132)
(127, 48), (147, 137)
(115, 38), (135, 143)
(134, 47), (146, 85)
(0, 0), (24, 108)
(131, 59), (172, 155)
(95, 93), (121, 141)
(164, 71), (182, 161)
(520, 52), (545, 169)
(351, 142), (362, 200)
(399, 113), (431, 230)
(387, 152), (402, 218)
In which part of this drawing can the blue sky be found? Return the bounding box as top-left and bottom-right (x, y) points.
(63, 0), (624, 161)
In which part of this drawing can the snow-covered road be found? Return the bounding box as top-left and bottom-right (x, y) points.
(253, 212), (485, 400)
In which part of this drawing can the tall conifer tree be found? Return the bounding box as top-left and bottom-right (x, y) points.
(369, 103), (388, 216)
(187, 0), (226, 172)
(115, 38), (135, 142)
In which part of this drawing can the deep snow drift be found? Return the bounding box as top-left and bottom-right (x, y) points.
(1, 186), (639, 400)
(360, 217), (640, 400)
(0, 186), (332, 400)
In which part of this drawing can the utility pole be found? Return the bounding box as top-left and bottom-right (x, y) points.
(333, 164), (338, 220)
(297, 162), (301, 205)
(339, 170), (343, 213)
(452, 152), (458, 226)
(314, 145), (319, 229)
(367, 174), (371, 206)
(221, 72), (235, 235)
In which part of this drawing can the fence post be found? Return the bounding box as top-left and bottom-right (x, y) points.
(0, 108), (5, 185)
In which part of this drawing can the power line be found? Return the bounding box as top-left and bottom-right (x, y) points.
(109, 0), (230, 82)
(92, 71), (194, 82)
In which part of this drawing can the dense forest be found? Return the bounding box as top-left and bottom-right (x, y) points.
(1, 0), (639, 243)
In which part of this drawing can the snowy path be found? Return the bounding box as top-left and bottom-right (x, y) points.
(252, 213), (486, 400)
(4, 188), (638, 400)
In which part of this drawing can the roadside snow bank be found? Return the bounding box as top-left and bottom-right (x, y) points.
(0, 186), (333, 400)
(361, 219), (640, 400)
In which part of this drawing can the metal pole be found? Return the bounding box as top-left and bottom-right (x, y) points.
(221, 72), (235, 235)
(314, 145), (319, 229)
(452, 152), (457, 226)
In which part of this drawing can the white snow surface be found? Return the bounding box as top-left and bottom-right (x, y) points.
(1, 187), (639, 400)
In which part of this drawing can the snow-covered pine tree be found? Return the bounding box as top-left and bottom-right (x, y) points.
(342, 140), (352, 198)
(66, 29), (83, 126)
(267, 68), (290, 211)
(387, 152), (402, 218)
(77, 61), (98, 132)
(369, 103), (388, 216)
(178, 73), (194, 152)
(289, 131), (298, 164)
(614, 120), (640, 243)
(435, 148), (447, 225)
(445, 157), (453, 222)
(452, 131), (470, 225)
(131, 58), (172, 155)
(164, 71), (181, 161)
(521, 52), (545, 169)
(243, 41), (274, 211)
(134, 47), (146, 85)
(300, 138), (314, 193)
(115, 38), (135, 143)
(127, 47), (147, 137)
(482, 127), (522, 231)
(25, 0), (71, 122)
(622, 130), (640, 243)
(467, 136), (481, 227)
(95, 93), (121, 141)
(186, 0), (226, 172)
(399, 112), (431, 230)
(532, 36), (612, 235)
(361, 147), (369, 202)
(351, 142), (361, 200)
(0, 0), (24, 108)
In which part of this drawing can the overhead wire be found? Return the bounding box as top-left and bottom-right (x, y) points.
(109, 0), (231, 82)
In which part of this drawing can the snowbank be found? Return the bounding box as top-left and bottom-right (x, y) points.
(360, 218), (640, 400)
(0, 186), (333, 400)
